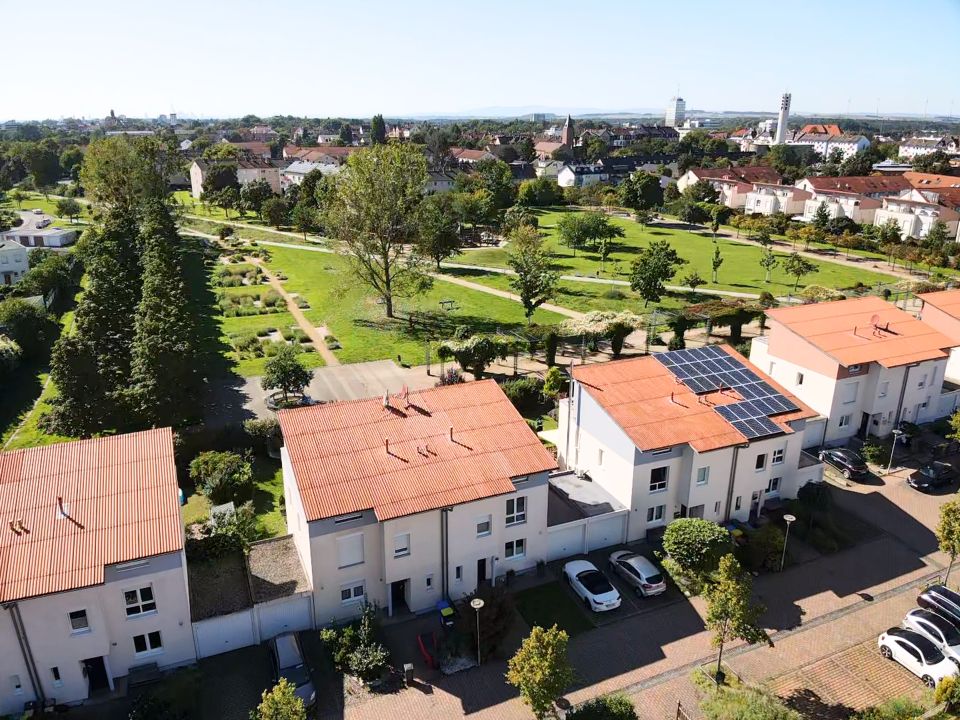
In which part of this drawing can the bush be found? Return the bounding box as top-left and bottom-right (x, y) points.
(319, 604), (389, 684)
(0, 298), (56, 359)
(244, 418), (281, 454)
(860, 441), (886, 465)
(701, 686), (800, 720)
(850, 697), (926, 720)
(567, 694), (637, 720)
(807, 526), (839, 554)
(501, 377), (545, 416)
(436, 367), (464, 386)
(734, 523), (785, 572)
(662, 518), (731, 579)
(601, 288), (626, 301)
(0, 334), (23, 373)
(454, 583), (516, 659)
(937, 675), (960, 710)
(667, 334), (685, 350)
(184, 502), (262, 561)
(188, 450), (253, 503)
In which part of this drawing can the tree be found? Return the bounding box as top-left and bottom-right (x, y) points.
(59, 146), (84, 178)
(9, 188), (26, 209)
(437, 332), (517, 379)
(629, 240), (686, 306)
(469, 158), (515, 209)
(506, 625), (575, 720)
(251, 679), (306, 720)
(502, 205), (539, 235)
(454, 583), (516, 659)
(291, 201), (319, 240)
(18, 248), (73, 298)
(635, 209), (653, 227)
(416, 194), (461, 269)
(711, 245), (723, 283)
(937, 500), (960, 587)
(682, 270), (706, 292)
(704, 555), (770, 681)
(55, 197), (82, 223)
(517, 177), (561, 207)
(682, 179), (720, 204)
(783, 252), (817, 291)
(560, 311), (644, 358)
(812, 202), (831, 231)
(662, 518), (732, 579)
(924, 220), (950, 249)
(324, 144), (430, 318)
(759, 248), (778, 283)
(507, 226), (559, 321)
(240, 179), (274, 220)
(0, 334), (22, 373)
(80, 135), (178, 208)
(677, 201), (709, 226)
(566, 694), (637, 720)
(189, 450), (253, 503)
(914, 150), (953, 175)
(24, 140), (61, 187)
(201, 163), (239, 199)
(556, 213), (590, 256)
(583, 135), (608, 162)
(129, 201), (196, 428)
(370, 114), (387, 145)
(262, 196), (289, 228)
(0, 299), (56, 359)
(262, 343), (312, 403)
(215, 186), (240, 219)
(338, 124), (354, 145)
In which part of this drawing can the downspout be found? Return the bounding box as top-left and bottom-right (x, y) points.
(723, 445), (747, 522)
(440, 508), (451, 600)
(4, 602), (43, 704)
(563, 378), (576, 470)
(894, 363), (917, 428)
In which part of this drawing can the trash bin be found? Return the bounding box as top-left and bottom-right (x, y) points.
(404, 663), (414, 685)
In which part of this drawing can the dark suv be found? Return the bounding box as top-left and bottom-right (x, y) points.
(908, 462), (954, 492)
(818, 448), (868, 479)
(918, 585), (960, 628)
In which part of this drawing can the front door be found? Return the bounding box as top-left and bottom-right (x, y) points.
(390, 579), (407, 615)
(82, 656), (109, 694)
(477, 558), (487, 586)
(858, 412), (871, 439)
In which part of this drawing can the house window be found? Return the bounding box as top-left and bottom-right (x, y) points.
(51, 667), (62, 688)
(124, 586), (157, 617)
(879, 381), (889, 398)
(506, 497), (527, 526)
(505, 539), (526, 559)
(848, 364), (862, 373)
(69, 610), (89, 633)
(841, 382), (859, 404)
(755, 454), (767, 471)
(336, 533), (365, 569)
(340, 581), (365, 604)
(455, 565), (463, 582)
(767, 477), (781, 493)
(735, 496), (742, 511)
(476, 516), (492, 537)
(918, 374), (927, 388)
(696, 467), (709, 485)
(12, 675), (22, 695)
(133, 631), (163, 656)
(796, 372), (804, 386)
(426, 574), (434, 590)
(650, 467), (668, 492)
(839, 414), (851, 428)
(646, 505), (665, 522)
(393, 533), (410, 558)
(772, 448), (784, 465)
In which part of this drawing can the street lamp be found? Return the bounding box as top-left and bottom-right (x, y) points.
(780, 514), (796, 572)
(887, 428), (904, 474)
(470, 598), (485, 667)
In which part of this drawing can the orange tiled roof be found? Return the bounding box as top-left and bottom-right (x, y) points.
(904, 171), (960, 189)
(278, 380), (558, 522)
(0, 428), (183, 603)
(919, 288), (960, 318)
(571, 347), (815, 453)
(802, 176), (911, 195)
(766, 296), (955, 368)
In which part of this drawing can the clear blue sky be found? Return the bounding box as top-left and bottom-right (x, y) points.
(7, 0), (960, 121)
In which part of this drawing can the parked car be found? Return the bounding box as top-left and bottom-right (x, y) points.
(918, 585), (960, 628)
(608, 550), (667, 597)
(563, 560), (621, 612)
(36, 218), (51, 229)
(903, 608), (960, 667)
(908, 462), (954, 492)
(818, 448), (868, 479)
(270, 633), (316, 708)
(32, 208), (43, 214)
(878, 627), (957, 688)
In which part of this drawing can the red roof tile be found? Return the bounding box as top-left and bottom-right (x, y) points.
(802, 176), (911, 195)
(0, 429), (183, 603)
(278, 380), (558, 522)
(691, 166), (783, 185)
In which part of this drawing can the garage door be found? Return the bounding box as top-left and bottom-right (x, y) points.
(193, 610), (257, 659)
(257, 595), (313, 640)
(586, 515), (626, 553)
(547, 524), (584, 561)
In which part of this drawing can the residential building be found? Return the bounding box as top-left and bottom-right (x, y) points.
(0, 239), (28, 285)
(1, 226), (77, 249)
(872, 195), (960, 240)
(223, 140), (272, 159)
(189, 158), (285, 199)
(283, 145), (358, 165)
(508, 162), (536, 184)
(248, 125), (279, 143)
(899, 136), (960, 160)
(743, 183), (812, 216)
(425, 171), (457, 194)
(917, 289), (960, 383)
(788, 132), (870, 160)
(280, 161), (341, 191)
(0, 429), (195, 714)
(798, 124), (842, 136)
(798, 190), (880, 224)
(904, 172), (960, 190)
(557, 163), (608, 188)
(277, 381), (558, 623)
(315, 132), (341, 145)
(795, 175), (913, 199)
(449, 147), (496, 165)
(556, 347), (823, 542)
(750, 296), (958, 446)
(677, 166), (783, 191)
(534, 159), (564, 180)
(665, 97), (686, 128)
(534, 141), (566, 160)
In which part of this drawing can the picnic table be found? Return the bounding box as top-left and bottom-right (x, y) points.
(439, 299), (457, 311)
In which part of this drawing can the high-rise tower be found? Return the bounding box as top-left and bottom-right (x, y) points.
(665, 96), (686, 127)
(561, 114), (574, 147)
(774, 92), (791, 145)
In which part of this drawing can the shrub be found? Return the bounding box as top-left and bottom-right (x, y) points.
(567, 694), (637, 720)
(937, 675), (960, 710)
(0, 298), (56, 358)
(701, 686), (800, 720)
(436, 367), (464, 386)
(860, 441), (886, 465)
(501, 377), (545, 416)
(601, 288), (626, 301)
(319, 604), (389, 684)
(667, 334), (685, 350)
(543, 366), (566, 399)
(850, 697), (926, 720)
(0, 334), (23, 373)
(244, 418), (281, 454)
(188, 450), (253, 503)
(662, 518), (731, 579)
(807, 526), (839, 554)
(184, 502), (262, 561)
(735, 523), (785, 572)
(217, 225), (235, 240)
(455, 583), (516, 659)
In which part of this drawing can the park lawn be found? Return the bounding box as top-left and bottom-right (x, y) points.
(173, 190), (263, 224)
(180, 216), (322, 247)
(264, 246), (566, 365)
(218, 310), (326, 377)
(457, 208), (899, 296)
(1, 190), (92, 229)
(181, 458), (286, 537)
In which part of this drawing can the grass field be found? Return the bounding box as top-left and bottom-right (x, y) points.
(457, 208), (899, 296)
(264, 246), (566, 364)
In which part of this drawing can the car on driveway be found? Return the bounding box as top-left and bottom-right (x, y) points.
(36, 218), (51, 228)
(878, 627), (957, 687)
(563, 560), (621, 612)
(608, 550), (667, 597)
(918, 585), (960, 628)
(32, 208), (43, 214)
(903, 608), (960, 667)
(271, 633), (316, 709)
(908, 462), (954, 492)
(818, 448), (868, 479)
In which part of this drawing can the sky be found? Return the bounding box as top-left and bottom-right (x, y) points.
(5, 0), (960, 121)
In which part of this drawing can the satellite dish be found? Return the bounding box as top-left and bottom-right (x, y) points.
(870, 314), (880, 327)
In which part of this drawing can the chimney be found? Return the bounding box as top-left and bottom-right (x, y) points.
(57, 496), (67, 518)
(15, 519), (26, 534)
(9, 520), (20, 536)
(384, 438), (390, 454)
(449, 426), (454, 442)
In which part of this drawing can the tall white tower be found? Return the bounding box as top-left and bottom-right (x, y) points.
(773, 92), (791, 145)
(665, 96), (686, 127)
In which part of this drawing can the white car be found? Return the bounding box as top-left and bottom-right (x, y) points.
(563, 560), (621, 612)
(878, 627), (958, 688)
(608, 550), (667, 597)
(32, 208), (44, 214)
(903, 609), (960, 667)
(36, 218), (51, 229)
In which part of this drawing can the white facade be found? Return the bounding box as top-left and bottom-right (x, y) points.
(789, 134), (870, 160)
(665, 97), (686, 128)
(744, 184), (810, 216)
(800, 192), (879, 224)
(873, 198), (959, 240)
(773, 93), (791, 145)
(899, 137), (960, 160)
(237, 165), (282, 195)
(558, 164), (608, 188)
(0, 552), (195, 714)
(0, 239), (29, 285)
(1, 228), (77, 249)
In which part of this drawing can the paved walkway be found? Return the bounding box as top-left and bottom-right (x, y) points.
(182, 212), (328, 244)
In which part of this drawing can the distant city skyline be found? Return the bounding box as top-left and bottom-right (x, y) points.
(6, 0), (960, 122)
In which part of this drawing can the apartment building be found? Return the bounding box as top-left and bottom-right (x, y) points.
(556, 347), (823, 542)
(743, 183), (811, 216)
(788, 133), (870, 160)
(0, 429), (195, 714)
(873, 195), (960, 240)
(917, 289), (960, 383)
(277, 381), (557, 623)
(0, 239), (28, 285)
(798, 190), (881, 225)
(750, 297), (958, 446)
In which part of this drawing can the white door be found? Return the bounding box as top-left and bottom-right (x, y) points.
(257, 596), (313, 640)
(193, 611), (257, 659)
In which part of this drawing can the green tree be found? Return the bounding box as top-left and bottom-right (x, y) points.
(502, 205), (539, 235)
(80, 135), (178, 208)
(189, 450), (253, 503)
(250, 679), (306, 720)
(629, 240), (686, 306)
(682, 270), (706, 292)
(338, 124), (354, 145)
(937, 499), (960, 586)
(240, 178), (275, 220)
(470, 158), (516, 209)
(0, 298), (56, 359)
(262, 343), (312, 403)
(324, 144), (430, 318)
(18, 251), (73, 298)
(437, 332), (517, 379)
(556, 213), (590, 256)
(291, 201), (319, 240)
(507, 226), (559, 321)
(583, 135), (608, 162)
(677, 201), (709, 226)
(215, 186), (241, 219)
(704, 555), (770, 681)
(0, 334), (22, 373)
(59, 146), (84, 177)
(370, 114), (387, 145)
(262, 196), (289, 228)
(682, 179), (720, 204)
(55, 197), (82, 223)
(783, 252), (818, 291)
(812, 201), (831, 231)
(662, 518), (732, 579)
(506, 625), (575, 720)
(24, 140), (61, 187)
(924, 220), (950, 249)
(711, 245), (724, 283)
(759, 248), (778, 283)
(517, 177), (561, 207)
(9, 188), (26, 209)
(914, 150), (953, 174)
(416, 194), (461, 269)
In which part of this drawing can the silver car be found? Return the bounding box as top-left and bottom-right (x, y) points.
(271, 633), (317, 708)
(608, 550), (667, 597)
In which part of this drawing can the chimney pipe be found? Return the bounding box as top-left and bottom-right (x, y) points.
(449, 426), (454, 441)
(9, 520), (20, 536)
(57, 497), (66, 517)
(385, 438), (390, 454)
(15, 519), (26, 534)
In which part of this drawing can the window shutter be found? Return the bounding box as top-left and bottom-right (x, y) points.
(337, 533), (364, 568)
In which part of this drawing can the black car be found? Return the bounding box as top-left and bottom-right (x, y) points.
(918, 585), (960, 628)
(818, 448), (868, 479)
(908, 462), (954, 492)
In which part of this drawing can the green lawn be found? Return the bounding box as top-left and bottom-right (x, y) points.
(1, 190), (92, 230)
(264, 246), (566, 364)
(181, 457), (286, 536)
(181, 215), (320, 247)
(457, 208), (898, 296)
(173, 190), (265, 224)
(514, 582), (594, 637)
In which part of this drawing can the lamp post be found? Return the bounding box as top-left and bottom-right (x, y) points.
(887, 428), (904, 474)
(470, 598), (485, 667)
(780, 514), (796, 572)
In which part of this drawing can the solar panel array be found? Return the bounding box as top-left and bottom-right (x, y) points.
(653, 345), (797, 440)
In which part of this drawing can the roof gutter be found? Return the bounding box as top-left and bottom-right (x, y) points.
(3, 601), (43, 704)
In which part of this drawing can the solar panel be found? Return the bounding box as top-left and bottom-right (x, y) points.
(755, 417), (785, 435)
(715, 405), (739, 422)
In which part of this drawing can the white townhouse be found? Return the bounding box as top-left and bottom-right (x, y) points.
(743, 183), (812, 217)
(557, 164), (609, 188)
(750, 297), (959, 447)
(788, 133), (870, 160)
(899, 136), (960, 160)
(556, 347), (823, 542)
(277, 381), (558, 623)
(0, 239), (29, 285)
(872, 194), (960, 240)
(279, 161), (341, 192)
(0, 429), (195, 715)
(796, 175), (913, 200)
(189, 158), (285, 199)
(1, 227), (77, 250)
(798, 190), (880, 225)
(918, 289), (960, 384)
